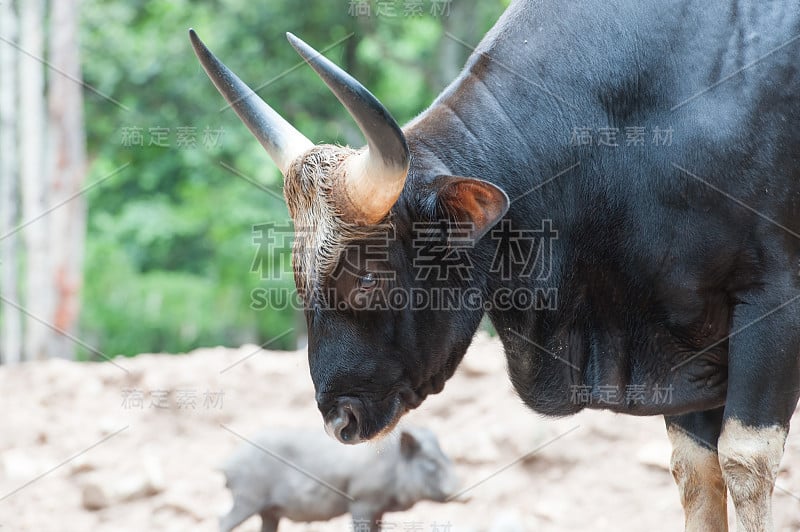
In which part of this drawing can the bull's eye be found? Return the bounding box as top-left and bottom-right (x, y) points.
(358, 272), (378, 290)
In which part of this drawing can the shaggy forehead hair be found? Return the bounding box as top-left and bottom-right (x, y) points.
(283, 145), (388, 304)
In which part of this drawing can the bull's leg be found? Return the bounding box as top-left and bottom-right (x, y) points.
(258, 511), (279, 532)
(717, 419), (787, 531)
(664, 407), (728, 531)
(719, 284), (800, 531)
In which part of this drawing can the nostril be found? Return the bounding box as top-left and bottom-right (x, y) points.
(338, 406), (358, 442)
(323, 399), (362, 444)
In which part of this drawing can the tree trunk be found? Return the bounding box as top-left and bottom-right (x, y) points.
(0, 0), (23, 365)
(48, 0), (88, 360)
(19, 0), (52, 361)
(435, 4), (473, 90)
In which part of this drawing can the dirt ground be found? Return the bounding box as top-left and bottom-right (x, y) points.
(1, 332), (799, 531)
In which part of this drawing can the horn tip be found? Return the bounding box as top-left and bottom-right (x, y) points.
(189, 28), (203, 49)
(286, 32), (310, 58)
(189, 28), (212, 61)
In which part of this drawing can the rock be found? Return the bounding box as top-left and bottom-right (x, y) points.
(449, 430), (500, 464)
(109, 454), (165, 502)
(116, 456), (165, 501)
(490, 511), (527, 532)
(69, 454), (96, 475)
(155, 497), (205, 520)
(1, 449), (46, 479)
(81, 376), (103, 396)
(115, 474), (158, 502)
(80, 454), (165, 510)
(460, 333), (506, 376)
(532, 496), (571, 521)
(490, 422), (547, 458)
(143, 453), (166, 493)
(98, 417), (124, 435)
(82, 481), (110, 510)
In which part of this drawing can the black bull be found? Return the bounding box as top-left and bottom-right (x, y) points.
(193, 0), (800, 528)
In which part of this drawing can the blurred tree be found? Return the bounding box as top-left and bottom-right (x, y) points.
(19, 0), (52, 361)
(48, 0), (89, 360)
(0, 0), (22, 364)
(0, 0), (88, 363)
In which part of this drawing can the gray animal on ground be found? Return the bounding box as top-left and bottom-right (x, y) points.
(219, 426), (460, 532)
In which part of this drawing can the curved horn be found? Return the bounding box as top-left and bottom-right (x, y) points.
(189, 29), (312, 176)
(286, 33), (409, 223)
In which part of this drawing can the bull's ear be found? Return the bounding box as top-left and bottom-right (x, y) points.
(428, 176), (509, 242)
(400, 430), (421, 458)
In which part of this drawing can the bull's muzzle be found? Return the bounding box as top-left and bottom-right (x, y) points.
(322, 396), (365, 444)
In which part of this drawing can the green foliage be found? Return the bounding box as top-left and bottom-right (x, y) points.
(78, 0), (508, 357)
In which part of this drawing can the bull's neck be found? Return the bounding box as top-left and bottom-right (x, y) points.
(402, 0), (582, 186)
(401, 44), (578, 302)
(403, 70), (570, 198)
